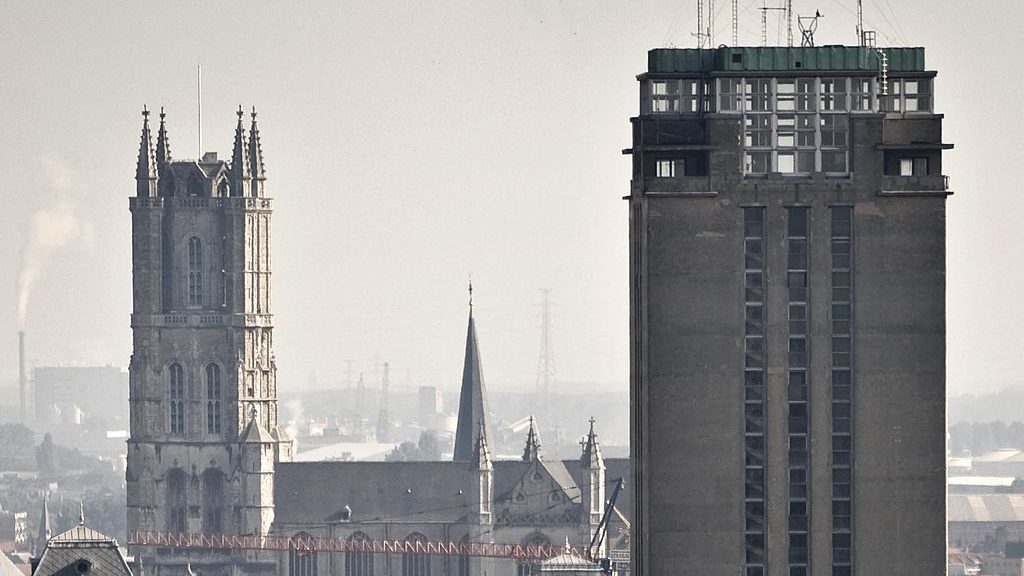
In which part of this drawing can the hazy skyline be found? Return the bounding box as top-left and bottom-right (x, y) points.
(0, 0), (1020, 397)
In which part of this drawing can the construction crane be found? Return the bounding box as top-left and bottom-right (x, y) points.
(588, 478), (624, 562)
(127, 531), (587, 561)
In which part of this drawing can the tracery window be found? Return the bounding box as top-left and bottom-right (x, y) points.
(168, 363), (185, 435)
(402, 533), (431, 576)
(345, 532), (374, 576)
(289, 532), (318, 576)
(206, 364), (222, 434)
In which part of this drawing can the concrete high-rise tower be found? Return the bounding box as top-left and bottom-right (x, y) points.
(628, 47), (949, 576)
(126, 106), (291, 575)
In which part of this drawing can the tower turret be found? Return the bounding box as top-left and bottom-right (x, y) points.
(240, 407), (276, 536)
(155, 107), (171, 165)
(470, 421), (493, 525)
(522, 415), (542, 462)
(135, 107), (157, 197)
(579, 418), (606, 558)
(230, 106), (251, 197)
(248, 108), (266, 197)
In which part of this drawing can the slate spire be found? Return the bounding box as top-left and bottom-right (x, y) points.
(35, 493), (51, 556)
(581, 416), (603, 468)
(155, 107), (171, 164)
(522, 415), (542, 462)
(135, 106), (158, 197)
(453, 284), (492, 462)
(230, 106), (251, 197)
(248, 107), (266, 196)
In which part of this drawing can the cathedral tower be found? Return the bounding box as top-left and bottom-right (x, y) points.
(126, 107), (290, 574)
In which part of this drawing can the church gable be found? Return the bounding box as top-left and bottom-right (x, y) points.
(494, 460), (582, 527)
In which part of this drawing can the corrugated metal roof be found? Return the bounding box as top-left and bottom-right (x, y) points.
(648, 46), (926, 74)
(949, 494), (1024, 522)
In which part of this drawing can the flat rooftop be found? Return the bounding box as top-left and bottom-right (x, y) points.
(647, 46), (927, 74)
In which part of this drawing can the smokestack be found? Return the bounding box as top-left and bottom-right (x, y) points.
(18, 331), (26, 424)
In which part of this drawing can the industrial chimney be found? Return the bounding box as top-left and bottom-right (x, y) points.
(18, 331), (26, 424)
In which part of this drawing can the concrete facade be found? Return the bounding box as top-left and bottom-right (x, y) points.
(628, 47), (948, 576)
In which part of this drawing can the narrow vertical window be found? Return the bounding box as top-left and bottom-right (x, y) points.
(166, 468), (186, 533)
(743, 206), (766, 576)
(168, 363), (185, 435)
(786, 206), (810, 576)
(831, 206), (854, 576)
(188, 237), (203, 307)
(206, 364), (222, 434)
(201, 469), (224, 534)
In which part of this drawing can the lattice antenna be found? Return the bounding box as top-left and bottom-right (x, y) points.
(732, 0), (739, 45)
(759, 1), (786, 46)
(786, 0), (794, 47)
(798, 11), (823, 47)
(535, 289), (556, 424)
(694, 0), (706, 47)
(708, 0), (715, 47)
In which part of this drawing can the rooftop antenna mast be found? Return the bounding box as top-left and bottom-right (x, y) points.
(759, 1), (787, 47)
(798, 11), (823, 47)
(856, 0), (864, 45)
(708, 0), (715, 47)
(197, 65), (202, 156)
(732, 0), (738, 45)
(694, 0), (706, 47)
(786, 0), (793, 47)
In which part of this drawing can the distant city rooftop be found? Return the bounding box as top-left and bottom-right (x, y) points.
(646, 46), (928, 74)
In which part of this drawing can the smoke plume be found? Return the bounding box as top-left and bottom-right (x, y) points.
(16, 159), (90, 328)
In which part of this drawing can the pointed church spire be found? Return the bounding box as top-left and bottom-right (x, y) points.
(581, 416), (603, 468)
(522, 415), (542, 462)
(135, 106), (158, 197)
(472, 420), (492, 469)
(35, 493), (51, 556)
(155, 107), (171, 164)
(230, 106), (251, 197)
(453, 286), (491, 462)
(248, 107), (266, 197)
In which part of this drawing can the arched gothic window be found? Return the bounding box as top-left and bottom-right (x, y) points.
(289, 532), (317, 576)
(402, 532), (431, 576)
(168, 363), (185, 435)
(165, 468), (186, 533)
(188, 237), (203, 307)
(344, 532), (373, 576)
(206, 364), (222, 434)
(201, 468), (224, 534)
(517, 533), (549, 576)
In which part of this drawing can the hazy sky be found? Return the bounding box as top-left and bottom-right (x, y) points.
(0, 0), (1020, 398)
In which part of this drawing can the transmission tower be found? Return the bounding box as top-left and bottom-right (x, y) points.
(377, 362), (392, 442)
(535, 289), (556, 423)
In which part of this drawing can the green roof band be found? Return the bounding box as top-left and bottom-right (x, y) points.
(648, 46), (926, 73)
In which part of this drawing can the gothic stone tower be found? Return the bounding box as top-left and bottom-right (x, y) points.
(126, 107), (290, 575)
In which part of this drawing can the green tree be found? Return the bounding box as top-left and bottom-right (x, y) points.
(36, 433), (55, 476)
